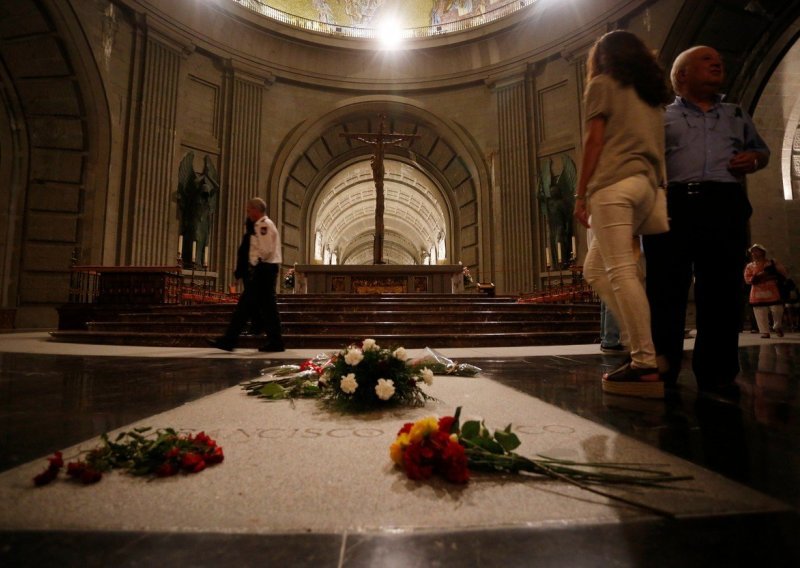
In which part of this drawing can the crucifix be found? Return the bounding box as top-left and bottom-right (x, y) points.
(340, 114), (419, 264)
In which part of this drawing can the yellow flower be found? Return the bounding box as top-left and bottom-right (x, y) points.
(408, 417), (439, 443)
(390, 432), (410, 464)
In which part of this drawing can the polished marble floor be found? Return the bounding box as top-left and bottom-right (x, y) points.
(0, 334), (798, 566)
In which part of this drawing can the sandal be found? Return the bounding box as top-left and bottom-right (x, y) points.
(775, 329), (784, 338)
(602, 363), (664, 399)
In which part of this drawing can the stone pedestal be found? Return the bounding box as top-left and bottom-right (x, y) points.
(294, 264), (465, 294)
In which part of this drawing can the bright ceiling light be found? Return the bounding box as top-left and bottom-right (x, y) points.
(377, 18), (404, 50)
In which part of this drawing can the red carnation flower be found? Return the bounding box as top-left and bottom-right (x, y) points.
(397, 422), (414, 436)
(438, 416), (456, 435)
(181, 452), (206, 473)
(204, 446), (224, 464)
(402, 442), (434, 480)
(191, 432), (217, 448)
(80, 468), (103, 484)
(66, 461), (86, 479)
(155, 462), (178, 477)
(48, 451), (64, 469)
(33, 452), (64, 486)
(439, 440), (470, 484)
(33, 468), (58, 487)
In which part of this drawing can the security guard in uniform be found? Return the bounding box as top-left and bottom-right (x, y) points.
(208, 197), (285, 352)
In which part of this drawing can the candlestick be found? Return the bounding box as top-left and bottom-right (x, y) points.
(178, 235), (183, 256)
(203, 248), (209, 267)
(571, 236), (577, 257)
(545, 247), (552, 268)
(557, 242), (562, 264)
(192, 242), (197, 262)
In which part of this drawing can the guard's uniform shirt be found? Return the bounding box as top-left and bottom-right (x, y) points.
(248, 215), (282, 265)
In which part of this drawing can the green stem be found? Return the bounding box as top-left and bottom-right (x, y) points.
(460, 440), (689, 518)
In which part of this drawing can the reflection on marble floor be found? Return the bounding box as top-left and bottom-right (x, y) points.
(1, 345), (798, 507)
(482, 344), (800, 509)
(0, 342), (798, 566)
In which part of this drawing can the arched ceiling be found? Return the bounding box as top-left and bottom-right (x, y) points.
(313, 159), (448, 264)
(280, 111), (478, 268)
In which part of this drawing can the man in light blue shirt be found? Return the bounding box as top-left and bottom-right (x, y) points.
(642, 46), (769, 400)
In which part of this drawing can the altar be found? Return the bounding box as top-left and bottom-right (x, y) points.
(293, 264), (465, 294)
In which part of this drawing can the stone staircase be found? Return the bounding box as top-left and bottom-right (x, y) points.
(51, 294), (600, 348)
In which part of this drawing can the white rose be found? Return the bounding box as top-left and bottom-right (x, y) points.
(375, 378), (395, 400)
(393, 347), (407, 360)
(362, 338), (379, 351)
(344, 348), (364, 366)
(421, 367), (434, 385)
(319, 370), (330, 385)
(340, 373), (358, 394)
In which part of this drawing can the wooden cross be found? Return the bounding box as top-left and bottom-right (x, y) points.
(340, 114), (419, 264)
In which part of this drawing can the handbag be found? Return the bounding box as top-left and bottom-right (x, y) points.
(636, 186), (669, 235)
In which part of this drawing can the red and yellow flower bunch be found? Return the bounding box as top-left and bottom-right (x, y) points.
(390, 414), (469, 484)
(390, 407), (694, 517)
(33, 427), (223, 486)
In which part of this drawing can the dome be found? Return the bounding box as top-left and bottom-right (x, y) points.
(231, 0), (534, 40)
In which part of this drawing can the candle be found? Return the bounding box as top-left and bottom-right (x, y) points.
(192, 242), (197, 262)
(557, 242), (562, 263)
(203, 248), (209, 266)
(178, 235), (183, 256)
(571, 236), (577, 257)
(545, 247), (552, 267)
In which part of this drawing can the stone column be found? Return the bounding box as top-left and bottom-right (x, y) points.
(219, 66), (272, 289)
(492, 73), (535, 294)
(128, 32), (184, 265)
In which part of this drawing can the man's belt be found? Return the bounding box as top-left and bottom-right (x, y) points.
(667, 181), (743, 194)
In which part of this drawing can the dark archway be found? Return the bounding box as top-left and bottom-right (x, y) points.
(0, 0), (111, 327)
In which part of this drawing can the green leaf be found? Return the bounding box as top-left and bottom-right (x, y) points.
(259, 383), (287, 399)
(301, 384), (322, 395)
(461, 420), (481, 439)
(452, 407), (462, 433)
(494, 430), (521, 452)
(470, 436), (504, 454)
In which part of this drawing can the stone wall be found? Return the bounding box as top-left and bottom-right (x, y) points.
(2, 0), (799, 326)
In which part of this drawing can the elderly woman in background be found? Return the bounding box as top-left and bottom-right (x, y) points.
(744, 244), (788, 338)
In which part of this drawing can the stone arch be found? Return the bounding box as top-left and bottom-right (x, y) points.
(0, 0), (111, 327)
(273, 99), (484, 271)
(311, 156), (450, 265)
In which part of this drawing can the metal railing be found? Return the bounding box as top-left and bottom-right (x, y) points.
(68, 266), (238, 305)
(231, 0), (535, 40)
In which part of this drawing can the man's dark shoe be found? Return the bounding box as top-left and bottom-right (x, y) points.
(697, 383), (741, 406)
(206, 337), (235, 352)
(600, 344), (629, 354)
(258, 342), (285, 353)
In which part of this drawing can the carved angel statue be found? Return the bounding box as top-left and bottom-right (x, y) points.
(538, 154), (577, 267)
(176, 152), (220, 266)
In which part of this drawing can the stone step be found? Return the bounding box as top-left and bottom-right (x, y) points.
(129, 302), (598, 314)
(112, 310), (598, 323)
(55, 294), (600, 347)
(86, 319), (600, 335)
(49, 329), (600, 348)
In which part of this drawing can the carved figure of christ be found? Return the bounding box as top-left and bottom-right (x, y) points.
(340, 115), (419, 264)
